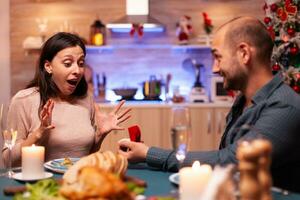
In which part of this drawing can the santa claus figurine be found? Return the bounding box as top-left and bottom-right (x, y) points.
(176, 15), (193, 44)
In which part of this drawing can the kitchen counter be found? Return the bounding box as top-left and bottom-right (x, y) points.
(97, 101), (232, 152)
(97, 100), (233, 108)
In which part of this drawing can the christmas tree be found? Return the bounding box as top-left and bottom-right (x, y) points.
(263, 0), (300, 94)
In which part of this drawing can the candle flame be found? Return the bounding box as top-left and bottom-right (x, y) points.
(11, 130), (17, 145)
(192, 161), (201, 169)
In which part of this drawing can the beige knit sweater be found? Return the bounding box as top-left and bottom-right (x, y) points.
(2, 87), (99, 166)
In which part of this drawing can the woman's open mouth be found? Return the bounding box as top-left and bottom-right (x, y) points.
(66, 79), (78, 90)
(67, 79), (78, 86)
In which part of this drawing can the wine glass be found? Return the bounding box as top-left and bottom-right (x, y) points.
(170, 106), (191, 164)
(1, 104), (17, 178)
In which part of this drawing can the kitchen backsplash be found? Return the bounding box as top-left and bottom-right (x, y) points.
(86, 45), (212, 101)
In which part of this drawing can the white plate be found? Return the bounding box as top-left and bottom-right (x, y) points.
(12, 172), (53, 182)
(169, 173), (179, 185)
(44, 157), (79, 174)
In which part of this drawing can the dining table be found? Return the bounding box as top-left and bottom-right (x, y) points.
(1, 164), (300, 200)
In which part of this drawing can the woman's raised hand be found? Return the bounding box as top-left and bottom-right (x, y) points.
(38, 99), (55, 138)
(95, 100), (131, 136)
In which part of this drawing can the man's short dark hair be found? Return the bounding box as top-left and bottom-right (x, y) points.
(222, 17), (274, 65)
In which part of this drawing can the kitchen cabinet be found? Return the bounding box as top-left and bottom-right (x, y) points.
(213, 107), (230, 145)
(188, 107), (230, 151)
(98, 104), (170, 152)
(189, 107), (215, 151)
(97, 102), (231, 153)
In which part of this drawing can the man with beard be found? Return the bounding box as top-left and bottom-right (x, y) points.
(118, 17), (300, 192)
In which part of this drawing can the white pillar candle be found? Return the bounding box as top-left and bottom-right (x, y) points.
(179, 161), (212, 200)
(22, 145), (45, 179)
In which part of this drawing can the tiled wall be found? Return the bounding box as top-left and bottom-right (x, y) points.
(10, 0), (264, 98)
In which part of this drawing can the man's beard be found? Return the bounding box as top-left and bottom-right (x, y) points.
(222, 69), (248, 91)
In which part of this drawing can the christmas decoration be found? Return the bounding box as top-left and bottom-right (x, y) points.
(264, 16), (272, 24)
(176, 15), (193, 45)
(264, 0), (300, 94)
(271, 3), (278, 12)
(202, 12), (213, 35)
(287, 26), (295, 36)
(129, 23), (144, 37)
(272, 63), (281, 71)
(293, 85), (300, 92)
(290, 43), (299, 54)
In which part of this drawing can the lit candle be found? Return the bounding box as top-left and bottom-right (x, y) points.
(179, 161), (212, 200)
(22, 145), (45, 179)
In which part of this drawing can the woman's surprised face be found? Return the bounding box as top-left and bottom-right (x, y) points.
(45, 45), (85, 97)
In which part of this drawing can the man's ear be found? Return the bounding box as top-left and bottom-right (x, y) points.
(237, 42), (251, 65)
(44, 61), (52, 74)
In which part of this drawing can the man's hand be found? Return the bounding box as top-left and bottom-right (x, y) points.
(95, 100), (131, 136)
(118, 139), (149, 163)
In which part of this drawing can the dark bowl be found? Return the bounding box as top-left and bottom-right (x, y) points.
(112, 88), (138, 99)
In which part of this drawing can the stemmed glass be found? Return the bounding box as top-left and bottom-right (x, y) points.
(1, 104), (17, 178)
(170, 106), (191, 165)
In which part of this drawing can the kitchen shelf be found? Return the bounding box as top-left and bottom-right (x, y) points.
(172, 45), (211, 53)
(23, 44), (211, 55)
(86, 44), (211, 54)
(23, 48), (41, 56)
